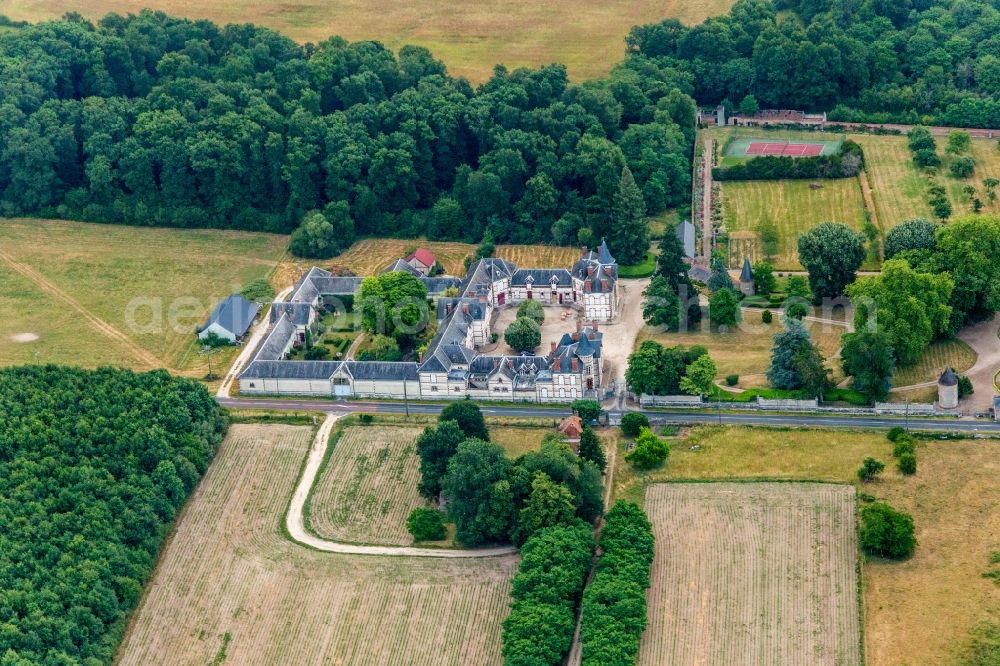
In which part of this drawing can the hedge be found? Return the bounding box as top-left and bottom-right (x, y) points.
(580, 501), (655, 666)
(713, 140), (865, 181)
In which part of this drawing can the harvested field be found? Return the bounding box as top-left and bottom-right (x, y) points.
(639, 483), (861, 666)
(323, 238), (583, 277)
(490, 426), (557, 459)
(307, 425), (425, 546)
(0, 218), (287, 374)
(117, 423), (515, 666)
(0, 0), (737, 82)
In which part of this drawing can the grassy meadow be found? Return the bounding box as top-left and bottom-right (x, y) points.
(0, 218), (288, 376)
(0, 0), (737, 81)
(612, 425), (1000, 665)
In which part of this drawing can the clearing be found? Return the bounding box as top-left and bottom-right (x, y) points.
(720, 178), (868, 270)
(117, 423), (516, 665)
(613, 425), (1000, 665)
(639, 482), (861, 665)
(0, 0), (737, 82)
(637, 309), (847, 388)
(0, 218), (288, 375)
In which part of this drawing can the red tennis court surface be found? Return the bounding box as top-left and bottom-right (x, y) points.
(745, 142), (825, 156)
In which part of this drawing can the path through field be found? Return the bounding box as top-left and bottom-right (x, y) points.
(0, 249), (163, 369)
(701, 138), (714, 263)
(639, 483), (861, 666)
(117, 423), (516, 665)
(288, 414), (518, 557)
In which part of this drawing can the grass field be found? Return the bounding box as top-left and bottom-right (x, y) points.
(307, 425), (426, 546)
(613, 425), (1000, 665)
(639, 483), (861, 665)
(721, 178), (868, 269)
(638, 309), (847, 387)
(0, 218), (288, 376)
(892, 338), (977, 387)
(0, 0), (737, 81)
(322, 237), (583, 276)
(117, 423), (516, 665)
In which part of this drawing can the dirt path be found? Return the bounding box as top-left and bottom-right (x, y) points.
(285, 413), (518, 558)
(955, 314), (1000, 410)
(701, 138), (714, 262)
(858, 170), (881, 236)
(0, 249), (163, 370)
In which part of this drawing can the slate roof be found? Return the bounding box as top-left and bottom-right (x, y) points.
(289, 267), (332, 304)
(938, 367), (959, 386)
(382, 259), (423, 276)
(270, 302), (312, 327)
(344, 361), (419, 381)
(241, 360), (342, 380)
(676, 221), (696, 258)
(252, 315), (297, 362)
(421, 276), (462, 294)
(311, 276), (364, 296)
(437, 298), (487, 321)
(740, 256), (753, 283)
(459, 258), (515, 297)
(203, 295), (261, 338)
(689, 264), (712, 283)
(511, 268), (573, 288)
(597, 237), (615, 264)
(551, 326), (602, 372)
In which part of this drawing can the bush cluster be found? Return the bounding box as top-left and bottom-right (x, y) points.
(712, 141), (864, 182)
(580, 501), (655, 665)
(502, 522), (595, 666)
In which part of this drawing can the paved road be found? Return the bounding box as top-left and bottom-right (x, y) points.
(219, 397), (1000, 433)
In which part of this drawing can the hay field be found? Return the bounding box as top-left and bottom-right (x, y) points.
(613, 426), (1000, 665)
(639, 483), (861, 666)
(0, 0), (737, 82)
(322, 237), (582, 276)
(638, 309), (847, 387)
(307, 425), (425, 546)
(117, 423), (515, 666)
(0, 218), (288, 375)
(721, 178), (868, 269)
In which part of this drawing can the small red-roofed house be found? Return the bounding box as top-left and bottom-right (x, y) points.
(405, 248), (437, 276)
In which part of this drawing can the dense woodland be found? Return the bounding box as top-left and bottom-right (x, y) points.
(0, 11), (694, 252)
(0, 366), (227, 665)
(628, 0), (1000, 127)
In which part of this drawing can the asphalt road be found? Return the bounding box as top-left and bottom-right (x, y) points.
(218, 398), (1000, 434)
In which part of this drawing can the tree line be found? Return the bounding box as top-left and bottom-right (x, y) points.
(0, 366), (227, 665)
(0, 11), (695, 255)
(712, 140), (865, 181)
(627, 0), (1000, 128)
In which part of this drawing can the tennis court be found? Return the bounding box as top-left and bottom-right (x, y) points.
(725, 137), (842, 158)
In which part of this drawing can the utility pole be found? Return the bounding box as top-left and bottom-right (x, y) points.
(904, 398), (910, 433)
(199, 345), (217, 381)
(403, 378), (410, 417)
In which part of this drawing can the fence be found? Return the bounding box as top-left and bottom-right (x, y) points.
(874, 402), (938, 416)
(639, 394), (704, 407)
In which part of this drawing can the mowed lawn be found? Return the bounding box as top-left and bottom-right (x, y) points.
(0, 218), (288, 375)
(638, 309), (847, 387)
(0, 0), (737, 81)
(639, 483), (861, 666)
(721, 178), (868, 270)
(613, 426), (1000, 665)
(117, 424), (516, 665)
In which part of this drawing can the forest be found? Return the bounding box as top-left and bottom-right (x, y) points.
(0, 366), (227, 665)
(0, 11), (694, 249)
(628, 0), (1000, 127)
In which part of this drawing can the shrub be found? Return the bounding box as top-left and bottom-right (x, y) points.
(572, 399), (603, 424)
(504, 316), (541, 352)
(886, 426), (907, 442)
(517, 299), (546, 325)
(407, 507), (447, 541)
(358, 413), (374, 425)
(725, 374), (739, 386)
(892, 439), (915, 458)
(304, 345), (330, 360)
(785, 301), (809, 319)
(625, 428), (670, 470)
(239, 277), (275, 303)
(950, 155), (977, 179)
(958, 375), (974, 397)
(620, 412), (650, 438)
(860, 502), (916, 559)
(897, 452), (917, 475)
(857, 457), (885, 482)
(761, 309), (773, 324)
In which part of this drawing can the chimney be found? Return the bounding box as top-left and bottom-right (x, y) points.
(493, 357), (500, 369)
(592, 319), (598, 332)
(571, 357), (578, 373)
(581, 246), (588, 258)
(603, 265), (612, 276)
(601, 278), (608, 292)
(587, 265), (595, 276)
(550, 341), (557, 355)
(446, 302), (454, 316)
(584, 279), (592, 292)
(462, 303), (469, 315)
(588, 331), (596, 341)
